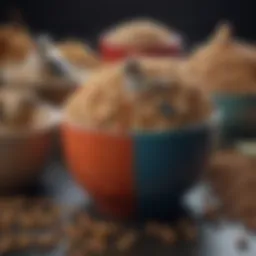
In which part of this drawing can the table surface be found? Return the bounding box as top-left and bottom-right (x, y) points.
(7, 158), (254, 256)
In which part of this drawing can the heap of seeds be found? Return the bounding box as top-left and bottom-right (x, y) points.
(0, 197), (62, 254)
(0, 197), (199, 255)
(66, 211), (198, 255)
(206, 150), (256, 231)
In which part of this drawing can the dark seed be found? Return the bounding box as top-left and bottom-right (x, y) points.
(160, 101), (176, 118)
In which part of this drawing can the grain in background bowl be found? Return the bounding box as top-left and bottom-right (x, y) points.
(180, 23), (256, 144)
(100, 19), (183, 62)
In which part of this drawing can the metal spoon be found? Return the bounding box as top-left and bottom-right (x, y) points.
(36, 35), (78, 83)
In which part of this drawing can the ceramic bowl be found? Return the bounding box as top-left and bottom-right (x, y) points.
(0, 106), (61, 193)
(61, 114), (217, 219)
(99, 34), (183, 62)
(213, 93), (256, 145)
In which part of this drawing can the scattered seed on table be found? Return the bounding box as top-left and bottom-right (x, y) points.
(0, 197), (25, 209)
(145, 222), (162, 236)
(0, 235), (14, 254)
(0, 210), (15, 230)
(65, 224), (85, 241)
(68, 249), (87, 256)
(87, 237), (107, 254)
(159, 227), (177, 244)
(178, 220), (198, 242)
(74, 213), (92, 227)
(34, 211), (58, 227)
(35, 232), (61, 249)
(92, 221), (114, 240)
(14, 233), (34, 250)
(18, 211), (37, 229)
(116, 231), (138, 251)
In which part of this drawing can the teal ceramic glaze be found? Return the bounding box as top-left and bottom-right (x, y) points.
(133, 121), (214, 219)
(213, 94), (256, 144)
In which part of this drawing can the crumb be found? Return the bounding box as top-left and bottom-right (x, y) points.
(35, 232), (60, 249)
(146, 222), (177, 244)
(87, 237), (107, 254)
(91, 221), (114, 240)
(67, 249), (87, 256)
(0, 235), (14, 254)
(0, 210), (15, 230)
(116, 231), (138, 251)
(145, 222), (177, 244)
(159, 227), (177, 244)
(18, 211), (36, 229)
(177, 219), (198, 242)
(65, 224), (84, 241)
(107, 222), (121, 235)
(33, 210), (58, 228)
(14, 233), (34, 249)
(36, 198), (56, 211)
(145, 222), (162, 236)
(0, 197), (25, 209)
(74, 212), (92, 229)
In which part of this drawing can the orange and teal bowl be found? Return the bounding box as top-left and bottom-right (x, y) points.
(62, 116), (217, 219)
(99, 36), (183, 62)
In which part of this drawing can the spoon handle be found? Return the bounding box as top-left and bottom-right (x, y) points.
(37, 35), (78, 82)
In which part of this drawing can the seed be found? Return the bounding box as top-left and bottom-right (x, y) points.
(0, 235), (14, 254)
(178, 219), (198, 242)
(35, 233), (60, 249)
(116, 231), (138, 251)
(15, 233), (34, 249)
(88, 237), (107, 254)
(145, 222), (162, 236)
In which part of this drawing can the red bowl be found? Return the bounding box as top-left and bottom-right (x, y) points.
(99, 35), (183, 62)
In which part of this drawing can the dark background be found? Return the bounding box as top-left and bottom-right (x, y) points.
(0, 0), (255, 47)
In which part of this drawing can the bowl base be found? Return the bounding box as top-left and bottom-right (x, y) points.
(94, 195), (135, 219)
(93, 195), (187, 221)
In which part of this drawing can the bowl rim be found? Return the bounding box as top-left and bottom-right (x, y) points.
(62, 111), (219, 138)
(2, 79), (79, 91)
(99, 30), (183, 50)
(213, 92), (256, 99)
(0, 105), (62, 139)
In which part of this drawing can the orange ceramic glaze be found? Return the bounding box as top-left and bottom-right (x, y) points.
(62, 123), (135, 217)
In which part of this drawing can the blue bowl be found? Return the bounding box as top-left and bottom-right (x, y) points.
(133, 117), (217, 219)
